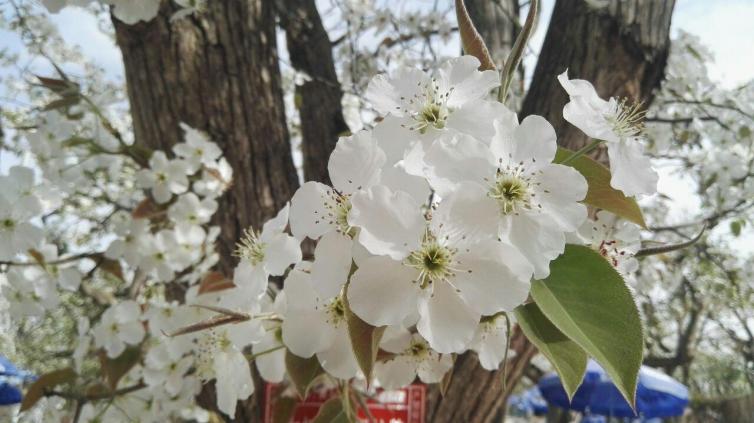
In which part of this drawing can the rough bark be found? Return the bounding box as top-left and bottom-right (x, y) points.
(428, 2), (675, 422)
(113, 0), (299, 276)
(277, 0), (349, 185)
(112, 1), (299, 421)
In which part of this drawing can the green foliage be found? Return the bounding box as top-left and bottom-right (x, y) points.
(344, 284), (385, 385)
(285, 351), (324, 398)
(531, 244), (644, 407)
(555, 147), (647, 227)
(515, 302), (587, 399)
(312, 397), (350, 423)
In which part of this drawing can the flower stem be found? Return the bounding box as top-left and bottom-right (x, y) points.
(558, 139), (603, 165)
(245, 345), (285, 361)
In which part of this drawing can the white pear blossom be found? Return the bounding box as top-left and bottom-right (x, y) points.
(558, 70), (658, 197)
(144, 344), (194, 397)
(469, 314), (515, 371)
(193, 157), (233, 198)
(347, 184), (533, 353)
(289, 130), (387, 241)
(137, 151), (190, 204)
(374, 327), (453, 389)
(366, 56), (503, 142)
(140, 229), (182, 282)
(191, 288), (264, 418)
(32, 243), (82, 292)
(422, 115), (589, 278)
(253, 293), (287, 383)
(93, 301), (146, 358)
(1, 268), (59, 317)
(0, 167), (45, 260)
(173, 124), (223, 172)
(233, 204), (301, 296)
(168, 193), (218, 229)
(106, 215), (151, 266)
(281, 264), (359, 379)
(574, 210), (641, 275)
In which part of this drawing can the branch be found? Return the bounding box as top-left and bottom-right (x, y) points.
(46, 383), (146, 401)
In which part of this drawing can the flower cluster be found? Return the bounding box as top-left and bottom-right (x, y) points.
(0, 56), (656, 421)
(267, 56), (589, 388)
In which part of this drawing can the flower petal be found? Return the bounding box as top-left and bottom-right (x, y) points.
(289, 181), (338, 240)
(417, 353), (453, 384)
(608, 139), (658, 197)
(260, 203), (290, 242)
(328, 131), (386, 194)
(317, 325), (359, 379)
(348, 256), (419, 326)
(311, 232), (353, 299)
(349, 185), (425, 260)
(263, 233), (301, 276)
(452, 241), (531, 314)
(423, 133), (494, 197)
(440, 56), (500, 107)
(417, 280), (479, 353)
(375, 355), (417, 389)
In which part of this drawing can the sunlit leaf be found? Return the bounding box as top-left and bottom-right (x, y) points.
(285, 351), (324, 398)
(531, 244), (643, 408)
(555, 147), (647, 228)
(515, 302), (587, 400)
(344, 284), (385, 385)
(312, 397), (349, 423)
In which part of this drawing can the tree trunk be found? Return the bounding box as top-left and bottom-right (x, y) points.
(277, 0), (349, 185)
(113, 0), (299, 276)
(428, 1), (676, 422)
(112, 1), (299, 421)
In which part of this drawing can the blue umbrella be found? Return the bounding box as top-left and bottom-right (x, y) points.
(538, 360), (689, 418)
(0, 356), (22, 377)
(0, 356), (34, 382)
(507, 387), (549, 416)
(0, 382), (22, 405)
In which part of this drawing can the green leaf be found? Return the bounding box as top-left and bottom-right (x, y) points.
(344, 284), (386, 385)
(272, 396), (298, 423)
(99, 347), (141, 390)
(499, 0), (539, 102)
(515, 302), (587, 400)
(731, 219), (745, 237)
(42, 95), (81, 112)
(20, 368), (77, 411)
(454, 0), (496, 70)
(531, 244), (643, 408)
(739, 125), (751, 139)
(555, 147), (647, 228)
(285, 351), (324, 398)
(312, 397), (350, 423)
